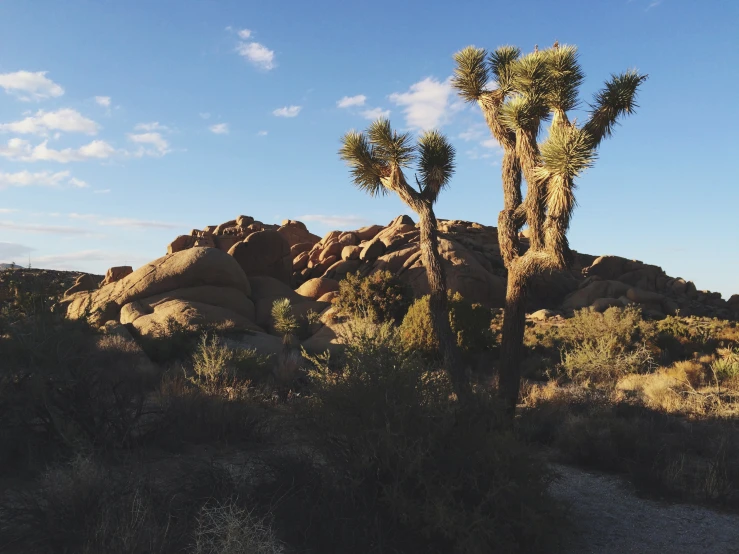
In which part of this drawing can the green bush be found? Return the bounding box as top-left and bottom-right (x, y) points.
(333, 270), (412, 323)
(399, 291), (495, 358)
(304, 318), (563, 553)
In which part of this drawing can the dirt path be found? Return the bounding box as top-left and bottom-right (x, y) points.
(551, 464), (739, 554)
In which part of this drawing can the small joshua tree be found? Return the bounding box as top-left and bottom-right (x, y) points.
(452, 43), (646, 414)
(271, 298), (301, 386)
(339, 119), (471, 402)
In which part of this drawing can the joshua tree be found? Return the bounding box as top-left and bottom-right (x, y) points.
(271, 298), (301, 386)
(452, 43), (646, 414)
(339, 119), (471, 402)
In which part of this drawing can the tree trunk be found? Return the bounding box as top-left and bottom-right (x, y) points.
(416, 202), (472, 403)
(498, 264), (528, 416)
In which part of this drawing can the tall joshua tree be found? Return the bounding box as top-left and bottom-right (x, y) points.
(452, 43), (646, 414)
(339, 119), (472, 402)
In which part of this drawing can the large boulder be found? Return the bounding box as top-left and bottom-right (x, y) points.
(228, 230), (292, 284)
(130, 299), (262, 337)
(64, 273), (100, 296)
(561, 280), (631, 311)
(354, 224), (384, 241)
(101, 265), (133, 287)
(296, 278), (340, 300)
(277, 220), (320, 247)
(167, 235), (196, 254)
(65, 247), (251, 324)
(121, 286), (256, 323)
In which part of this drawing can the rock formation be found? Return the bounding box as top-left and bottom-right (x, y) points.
(61, 213), (736, 358)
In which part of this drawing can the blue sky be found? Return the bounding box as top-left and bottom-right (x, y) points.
(0, 0), (737, 297)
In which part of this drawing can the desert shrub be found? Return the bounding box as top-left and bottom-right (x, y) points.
(712, 347), (739, 385)
(399, 291), (495, 358)
(138, 316), (199, 363)
(333, 270), (412, 323)
(556, 307), (655, 384)
(0, 454), (246, 554)
(304, 318), (562, 553)
(191, 333), (235, 385)
(0, 317), (160, 469)
(192, 500), (283, 554)
(562, 339), (654, 384)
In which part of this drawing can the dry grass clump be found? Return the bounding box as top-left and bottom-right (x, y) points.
(192, 500), (283, 554)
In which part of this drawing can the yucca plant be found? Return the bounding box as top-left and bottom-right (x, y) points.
(271, 298), (301, 385)
(452, 42), (646, 413)
(339, 120), (471, 402)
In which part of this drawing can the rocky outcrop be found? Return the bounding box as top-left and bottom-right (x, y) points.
(228, 230), (292, 284)
(101, 265), (133, 287)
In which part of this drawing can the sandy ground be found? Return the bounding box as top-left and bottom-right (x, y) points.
(551, 464), (739, 554)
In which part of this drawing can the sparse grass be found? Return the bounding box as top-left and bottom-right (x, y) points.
(192, 500), (283, 554)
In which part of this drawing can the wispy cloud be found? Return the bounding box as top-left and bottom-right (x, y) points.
(134, 122), (169, 132)
(0, 70), (64, 101)
(0, 242), (35, 260)
(0, 221), (104, 236)
(273, 105), (302, 118)
(389, 77), (462, 131)
(68, 213), (180, 229)
(298, 214), (370, 229)
(337, 95), (367, 108)
(0, 109), (99, 136)
(0, 137), (116, 163)
(209, 123), (229, 134)
(237, 28), (252, 39)
(360, 107), (391, 120)
(127, 132), (170, 157)
(647, 0), (663, 9)
(93, 189), (111, 194)
(94, 96), (111, 107)
(29, 249), (148, 270)
(236, 41), (276, 70)
(0, 169), (89, 189)
(199, 112), (211, 120)
(257, 130), (268, 136)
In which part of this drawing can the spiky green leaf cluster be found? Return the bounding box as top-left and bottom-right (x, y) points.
(489, 46), (521, 94)
(272, 298), (298, 336)
(339, 131), (385, 196)
(544, 44), (583, 112)
(452, 46), (489, 103)
(417, 130), (455, 201)
(583, 70), (648, 146)
(499, 95), (550, 133)
(339, 119), (456, 204)
(539, 125), (596, 179)
(367, 119), (415, 168)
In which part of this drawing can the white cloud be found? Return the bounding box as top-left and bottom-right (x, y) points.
(272, 105), (301, 118)
(0, 169), (88, 189)
(298, 214), (370, 228)
(481, 138), (501, 150)
(0, 138), (116, 163)
(389, 77), (461, 131)
(127, 132), (170, 157)
(0, 70), (64, 101)
(337, 94), (367, 108)
(93, 189), (111, 194)
(237, 28), (252, 39)
(458, 124), (486, 142)
(257, 130), (268, 136)
(0, 208), (18, 213)
(199, 112), (211, 119)
(209, 123), (229, 134)
(0, 109), (99, 135)
(236, 41), (276, 70)
(134, 122), (169, 132)
(360, 107), (391, 120)
(95, 96), (111, 107)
